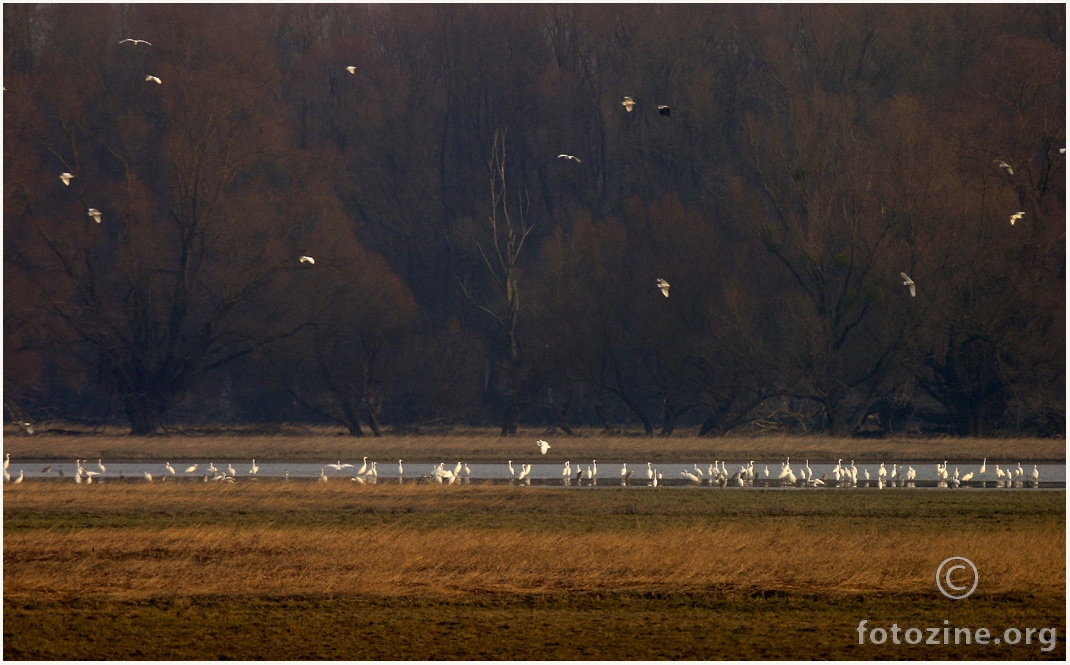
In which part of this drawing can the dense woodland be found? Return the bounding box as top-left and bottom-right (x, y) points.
(4, 4), (1065, 437)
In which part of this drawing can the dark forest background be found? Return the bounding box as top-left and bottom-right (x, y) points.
(4, 4), (1065, 437)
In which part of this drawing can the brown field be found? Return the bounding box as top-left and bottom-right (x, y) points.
(4, 458), (1065, 659)
(4, 483), (1064, 602)
(2, 426), (1065, 463)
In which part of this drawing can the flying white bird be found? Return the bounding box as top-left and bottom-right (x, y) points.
(87, 208), (102, 224)
(326, 461), (353, 471)
(537, 439), (551, 455)
(657, 105), (672, 116)
(1009, 211), (1024, 226)
(346, 66), (357, 74)
(145, 75), (162, 85)
(299, 256), (315, 264)
(621, 96), (635, 112)
(656, 278), (670, 297)
(557, 154), (581, 163)
(900, 272), (915, 297)
(119, 38), (152, 46)
(60, 172), (74, 186)
(994, 159), (1013, 175)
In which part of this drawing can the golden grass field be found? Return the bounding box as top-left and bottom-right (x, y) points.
(3, 432), (1066, 659)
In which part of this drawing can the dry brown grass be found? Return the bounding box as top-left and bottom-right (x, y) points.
(5, 521), (1063, 602)
(3, 428), (1064, 463)
(4, 482), (1064, 603)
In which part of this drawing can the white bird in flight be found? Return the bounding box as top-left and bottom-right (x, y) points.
(346, 66), (357, 74)
(326, 461), (353, 471)
(145, 75), (162, 85)
(994, 159), (1013, 175)
(621, 96), (635, 112)
(299, 256), (315, 265)
(87, 208), (102, 224)
(557, 154), (581, 163)
(656, 278), (670, 297)
(537, 439), (551, 455)
(119, 38), (152, 46)
(900, 272), (916, 297)
(60, 172), (74, 186)
(1009, 211), (1024, 226)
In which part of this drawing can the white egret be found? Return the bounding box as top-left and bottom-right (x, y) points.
(327, 461), (353, 471)
(621, 96), (635, 112)
(994, 159), (1013, 175)
(346, 66), (357, 74)
(557, 154), (581, 163)
(165, 462), (175, 475)
(398, 459), (404, 476)
(4, 453), (10, 470)
(207, 462), (218, 474)
(143, 472), (153, 482)
(184, 464), (198, 473)
(351, 475), (366, 484)
(647, 462), (654, 481)
(536, 439), (551, 455)
(656, 278), (670, 297)
(96, 459), (106, 474)
(227, 463), (237, 476)
(878, 462), (887, 479)
(1009, 211), (1024, 225)
(452, 461), (463, 476)
(561, 461), (571, 477)
(681, 469), (701, 483)
(356, 457), (368, 475)
(591, 459), (598, 479)
(119, 38), (152, 46)
(900, 272), (916, 297)
(249, 459), (260, 475)
(319, 467), (328, 483)
(145, 75), (162, 84)
(507, 460), (515, 478)
(87, 208), (102, 224)
(517, 464), (531, 481)
(463, 462), (471, 478)
(621, 463), (628, 477)
(961, 471), (974, 483)
(60, 172), (74, 186)
(979, 458), (987, 475)
(1032, 465), (1040, 483)
(13, 470), (24, 484)
(3, 469), (9, 482)
(299, 256), (315, 264)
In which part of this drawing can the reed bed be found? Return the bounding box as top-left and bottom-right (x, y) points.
(3, 429), (1064, 463)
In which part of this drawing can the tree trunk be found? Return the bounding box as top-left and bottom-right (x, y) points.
(340, 397), (365, 436)
(123, 393), (168, 436)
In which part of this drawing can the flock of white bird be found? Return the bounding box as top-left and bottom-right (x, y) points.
(1, 446), (1046, 489)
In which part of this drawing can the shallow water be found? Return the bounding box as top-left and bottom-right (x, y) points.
(8, 459), (1065, 489)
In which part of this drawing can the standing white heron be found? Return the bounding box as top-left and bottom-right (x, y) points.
(4, 453), (10, 470)
(96, 459), (106, 474)
(13, 470), (24, 484)
(249, 459), (259, 475)
(398, 459), (404, 477)
(900, 272), (916, 297)
(656, 278), (670, 297)
(979, 458), (987, 475)
(165, 462), (176, 476)
(319, 467), (328, 483)
(507, 460), (516, 478)
(184, 464), (199, 474)
(356, 457), (368, 475)
(227, 463), (237, 477)
(143, 472), (153, 482)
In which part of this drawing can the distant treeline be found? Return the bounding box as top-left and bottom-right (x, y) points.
(3, 5), (1064, 436)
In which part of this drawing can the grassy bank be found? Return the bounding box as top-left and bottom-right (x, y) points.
(3, 429), (1065, 463)
(4, 482), (1064, 659)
